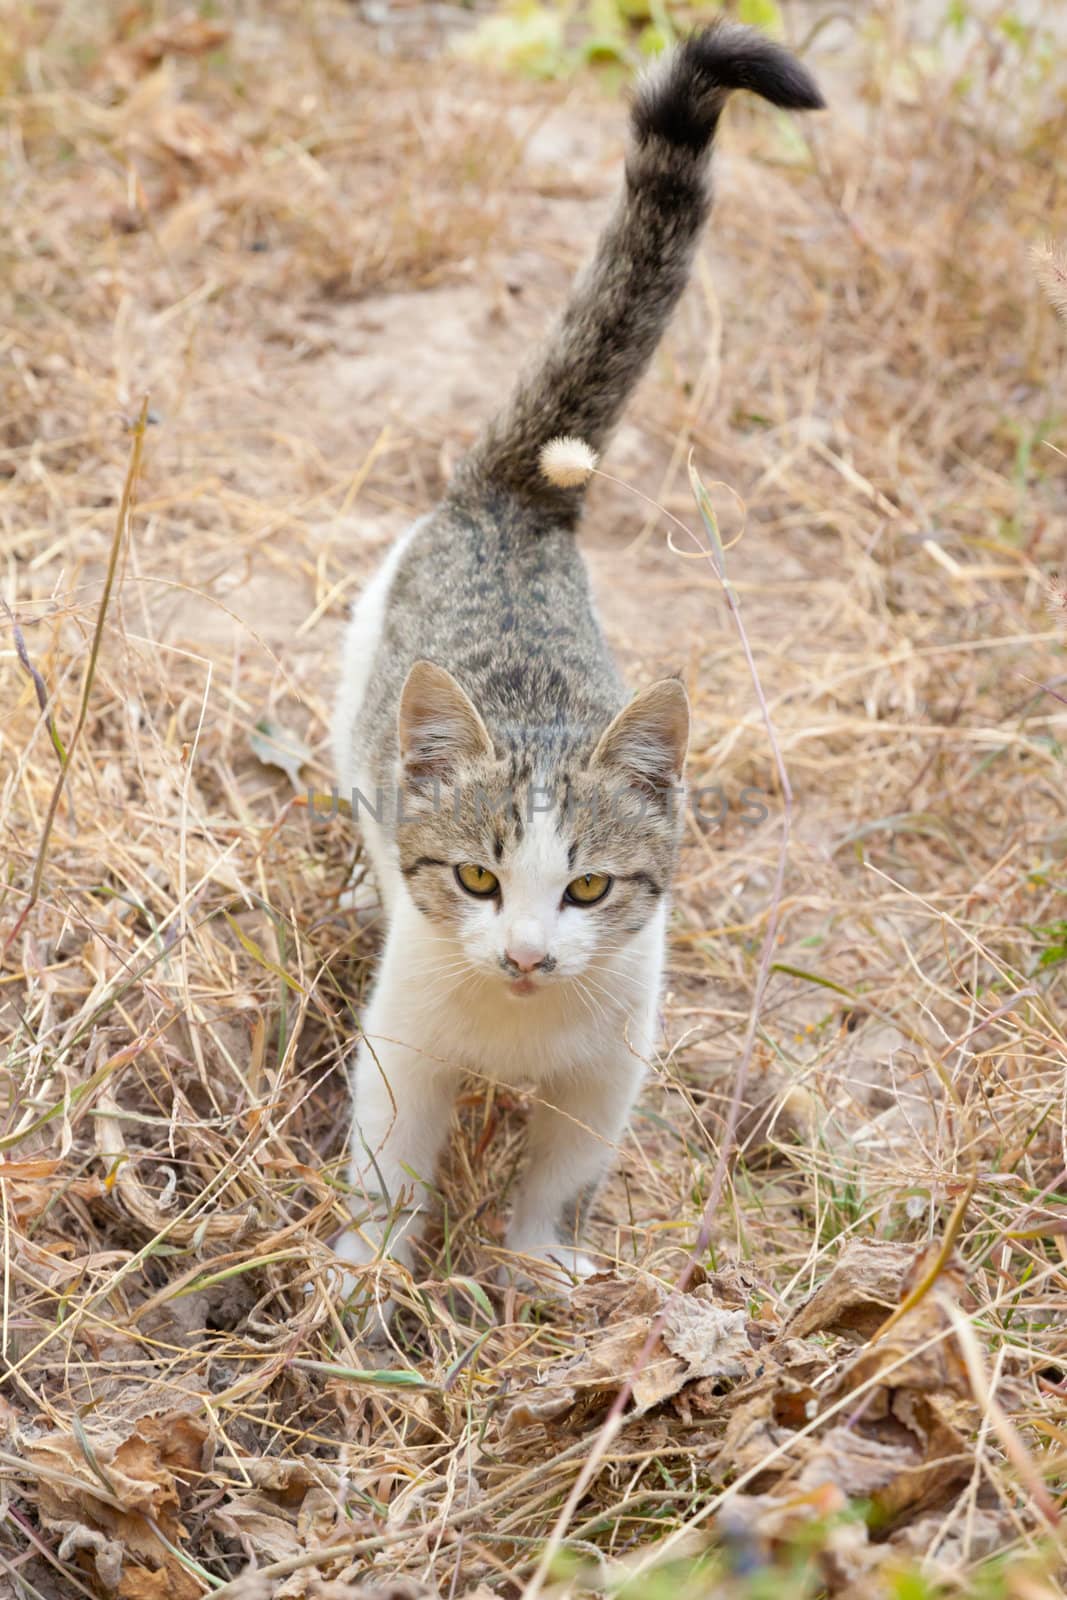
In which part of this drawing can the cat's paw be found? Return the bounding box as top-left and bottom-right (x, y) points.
(546, 1246), (598, 1282)
(502, 1237), (599, 1295)
(330, 1230), (396, 1342)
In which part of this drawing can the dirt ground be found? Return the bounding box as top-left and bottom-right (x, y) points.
(1, 1), (1067, 1596)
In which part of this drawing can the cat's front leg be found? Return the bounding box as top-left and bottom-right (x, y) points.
(336, 1023), (458, 1334)
(504, 1055), (645, 1288)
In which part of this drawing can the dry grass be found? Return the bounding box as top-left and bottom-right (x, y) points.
(1, 1), (1066, 1596)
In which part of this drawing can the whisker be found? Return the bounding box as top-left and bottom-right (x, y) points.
(572, 975), (608, 1026)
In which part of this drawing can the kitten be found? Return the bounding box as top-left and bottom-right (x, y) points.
(331, 24), (822, 1324)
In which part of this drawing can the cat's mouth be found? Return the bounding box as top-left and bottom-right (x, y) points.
(507, 976), (539, 997)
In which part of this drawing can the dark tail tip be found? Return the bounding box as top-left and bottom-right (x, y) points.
(633, 21), (824, 154)
(684, 21), (826, 112)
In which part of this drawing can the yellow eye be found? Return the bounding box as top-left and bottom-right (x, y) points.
(455, 863), (500, 898)
(565, 872), (612, 906)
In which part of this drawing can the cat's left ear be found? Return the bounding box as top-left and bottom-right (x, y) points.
(398, 660), (495, 781)
(592, 678), (689, 793)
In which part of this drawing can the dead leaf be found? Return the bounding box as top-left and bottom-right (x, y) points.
(298, 1485), (341, 1545)
(55, 1522), (125, 1590)
(717, 1483), (876, 1592)
(768, 1336), (833, 1384)
(866, 1393), (971, 1524)
(827, 1287), (970, 1404)
(149, 100), (244, 174)
(781, 1240), (916, 1341)
(212, 1579), (273, 1600)
(0, 1157), (60, 1179)
(504, 1282), (761, 1433)
(700, 1263), (770, 1311)
(500, 1389), (577, 1435)
(500, 1317), (668, 1429)
(210, 1499), (302, 1563)
(573, 1317), (682, 1410)
(250, 717), (313, 788)
(712, 1373), (814, 1481)
(890, 1506), (1013, 1564)
(796, 1425), (924, 1498)
(96, 1093), (258, 1244)
(570, 1272), (663, 1324)
(0, 1396), (18, 1439)
(26, 1405), (213, 1600)
(735, 1076), (818, 1164)
(121, 1569), (182, 1599)
(661, 1292), (757, 1384)
(582, 1319), (685, 1410)
(225, 1456), (323, 1500)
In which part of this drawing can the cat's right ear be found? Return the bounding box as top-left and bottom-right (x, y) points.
(398, 661), (495, 782)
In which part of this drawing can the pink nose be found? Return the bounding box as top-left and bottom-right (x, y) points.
(506, 944), (544, 973)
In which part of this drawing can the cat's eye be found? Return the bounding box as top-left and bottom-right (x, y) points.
(565, 872), (613, 906)
(455, 863), (500, 898)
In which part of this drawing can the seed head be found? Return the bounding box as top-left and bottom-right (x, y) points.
(539, 435), (598, 488)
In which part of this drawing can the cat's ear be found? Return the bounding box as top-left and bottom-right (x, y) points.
(592, 678), (689, 794)
(398, 661), (494, 781)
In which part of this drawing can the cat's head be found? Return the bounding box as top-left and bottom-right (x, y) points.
(393, 661), (688, 996)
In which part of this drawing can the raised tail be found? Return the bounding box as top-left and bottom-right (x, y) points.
(450, 23), (824, 521)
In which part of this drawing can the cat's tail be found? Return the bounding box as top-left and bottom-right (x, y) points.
(449, 23), (823, 522)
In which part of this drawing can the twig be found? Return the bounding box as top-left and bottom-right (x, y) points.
(2, 398), (149, 958)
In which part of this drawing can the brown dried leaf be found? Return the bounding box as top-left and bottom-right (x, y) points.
(123, 1570), (187, 1600)
(504, 1295), (761, 1433)
(130, 12), (230, 65)
(569, 1272), (663, 1325)
(701, 1263), (771, 1311)
(796, 1425), (923, 1498)
(223, 1456), (324, 1500)
(250, 716), (313, 788)
(827, 1287), (970, 1404)
(96, 1093), (257, 1244)
(55, 1522), (125, 1590)
(213, 1579), (274, 1600)
(501, 1316), (669, 1432)
(714, 1374), (813, 1481)
(500, 1389), (577, 1435)
(661, 1294), (758, 1383)
(780, 1240), (916, 1341)
(565, 1315), (683, 1411)
(27, 1405), (213, 1600)
(297, 1486), (341, 1546)
(0, 1157), (60, 1179)
(768, 1336), (833, 1384)
(153, 102), (243, 172)
(872, 1394), (971, 1523)
(0, 1395), (18, 1439)
(718, 1484), (874, 1587)
(890, 1506), (1014, 1564)
(210, 1499), (302, 1563)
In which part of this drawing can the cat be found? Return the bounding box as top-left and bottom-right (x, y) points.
(330, 23), (823, 1329)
